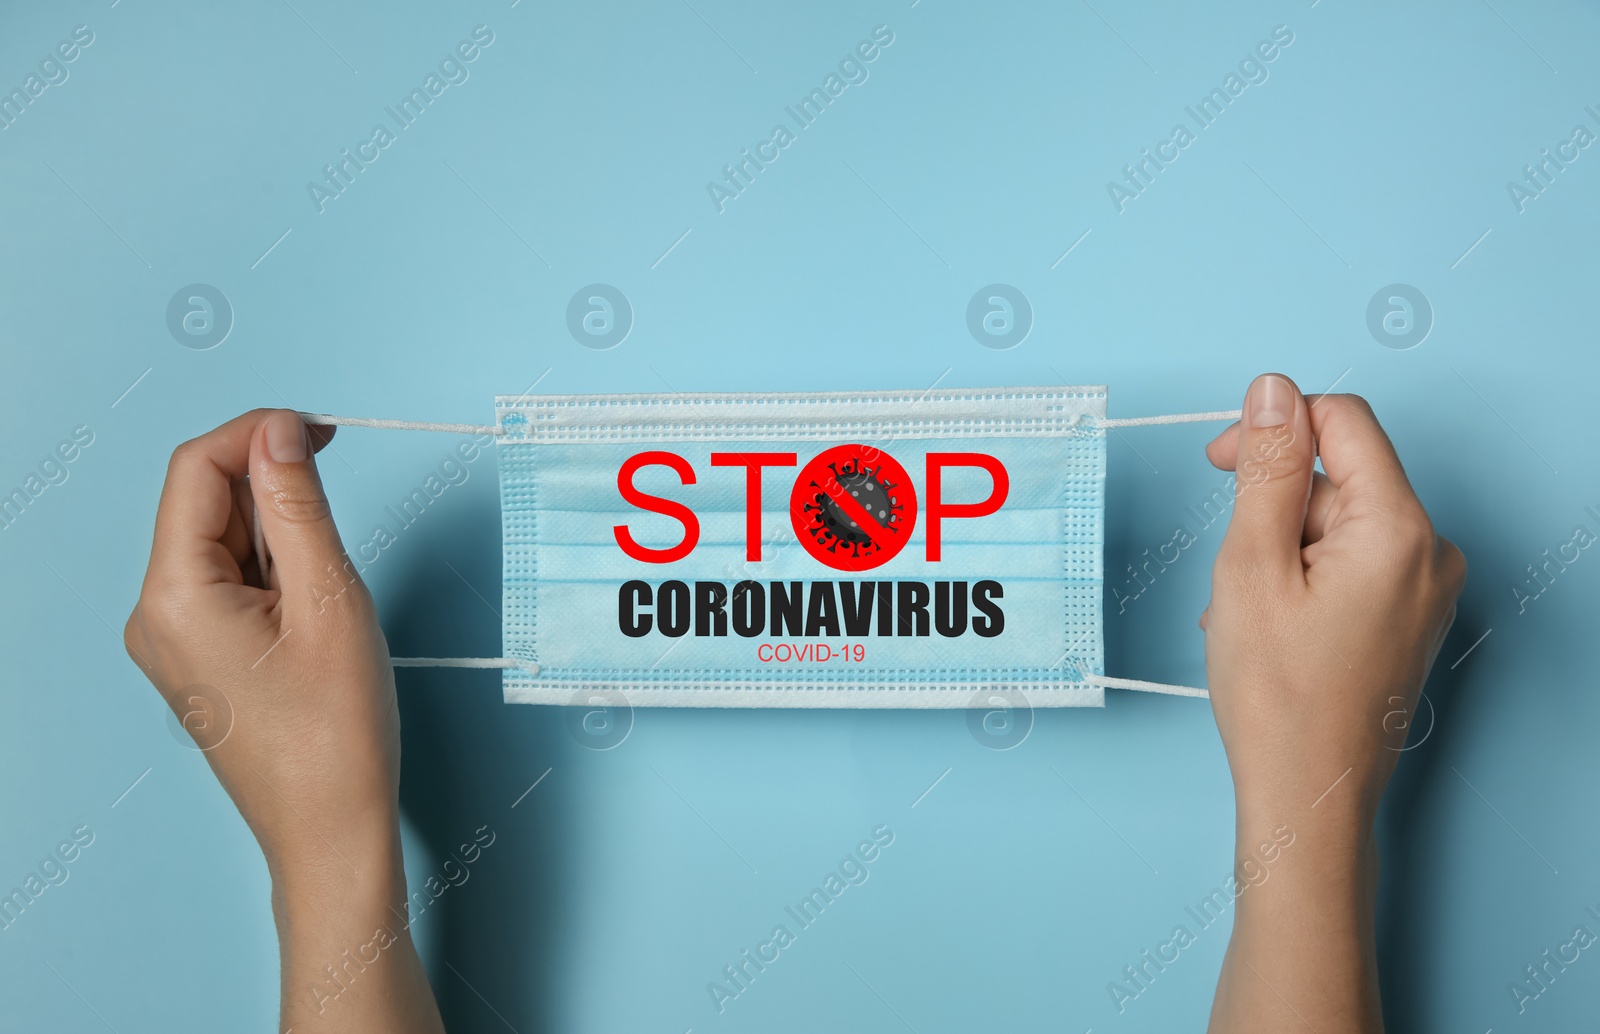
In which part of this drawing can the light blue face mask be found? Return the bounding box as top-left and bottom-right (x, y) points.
(304, 385), (1231, 707)
(494, 386), (1107, 707)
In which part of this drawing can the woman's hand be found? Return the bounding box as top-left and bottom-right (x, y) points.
(124, 409), (442, 1033)
(1202, 374), (1465, 1033)
(124, 409), (397, 880)
(1203, 374), (1465, 829)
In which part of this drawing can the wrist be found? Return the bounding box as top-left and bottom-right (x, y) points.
(270, 838), (413, 975)
(1236, 795), (1374, 847)
(1220, 799), (1385, 1034)
(266, 809), (406, 920)
(269, 822), (437, 1033)
(1232, 795), (1380, 919)
(1233, 759), (1386, 837)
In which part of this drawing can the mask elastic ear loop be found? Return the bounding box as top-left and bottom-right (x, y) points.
(387, 660), (1210, 698)
(299, 413), (502, 435)
(392, 657), (538, 673)
(1074, 412), (1237, 700)
(387, 659), (1209, 701)
(301, 405), (1239, 702)
(1094, 409), (1242, 429)
(1083, 674), (1208, 699)
(295, 409), (1245, 435)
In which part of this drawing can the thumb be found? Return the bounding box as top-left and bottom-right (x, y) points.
(1219, 373), (1315, 581)
(250, 410), (361, 611)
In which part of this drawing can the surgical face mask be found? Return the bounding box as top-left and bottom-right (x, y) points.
(307, 385), (1229, 707)
(494, 386), (1106, 706)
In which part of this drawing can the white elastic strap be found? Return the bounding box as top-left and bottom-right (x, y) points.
(1096, 409), (1242, 429)
(1083, 673), (1209, 699)
(389, 657), (1207, 699)
(392, 657), (537, 672)
(326, 403), (1227, 701)
(299, 413), (502, 435)
(298, 409), (1242, 436)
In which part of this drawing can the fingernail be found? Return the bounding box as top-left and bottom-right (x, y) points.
(266, 412), (309, 463)
(1245, 374), (1293, 429)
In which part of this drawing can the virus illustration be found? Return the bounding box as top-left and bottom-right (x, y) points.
(800, 455), (906, 561)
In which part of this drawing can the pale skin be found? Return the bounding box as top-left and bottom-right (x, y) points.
(124, 380), (1462, 1031)
(1202, 374), (1465, 1032)
(123, 410), (444, 1034)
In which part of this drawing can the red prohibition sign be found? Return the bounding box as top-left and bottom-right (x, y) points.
(789, 444), (918, 572)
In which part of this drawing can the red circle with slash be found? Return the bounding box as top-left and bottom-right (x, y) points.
(789, 444), (918, 572)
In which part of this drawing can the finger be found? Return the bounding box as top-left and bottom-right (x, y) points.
(1212, 434), (1338, 545)
(149, 409), (278, 584)
(1303, 471), (1336, 545)
(149, 415), (336, 582)
(1305, 394), (1412, 501)
(1205, 421), (1240, 470)
(308, 424), (337, 452)
(247, 411), (362, 614)
(243, 422), (337, 589)
(1218, 373), (1316, 581)
(226, 477), (259, 579)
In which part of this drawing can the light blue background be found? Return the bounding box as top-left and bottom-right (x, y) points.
(2, 1), (1596, 1031)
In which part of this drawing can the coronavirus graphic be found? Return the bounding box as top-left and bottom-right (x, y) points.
(809, 458), (898, 548)
(789, 444), (918, 571)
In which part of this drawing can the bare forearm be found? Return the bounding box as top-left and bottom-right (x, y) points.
(271, 836), (445, 1034)
(1199, 381), (1461, 1031)
(1208, 804), (1383, 1033)
(124, 412), (448, 1032)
